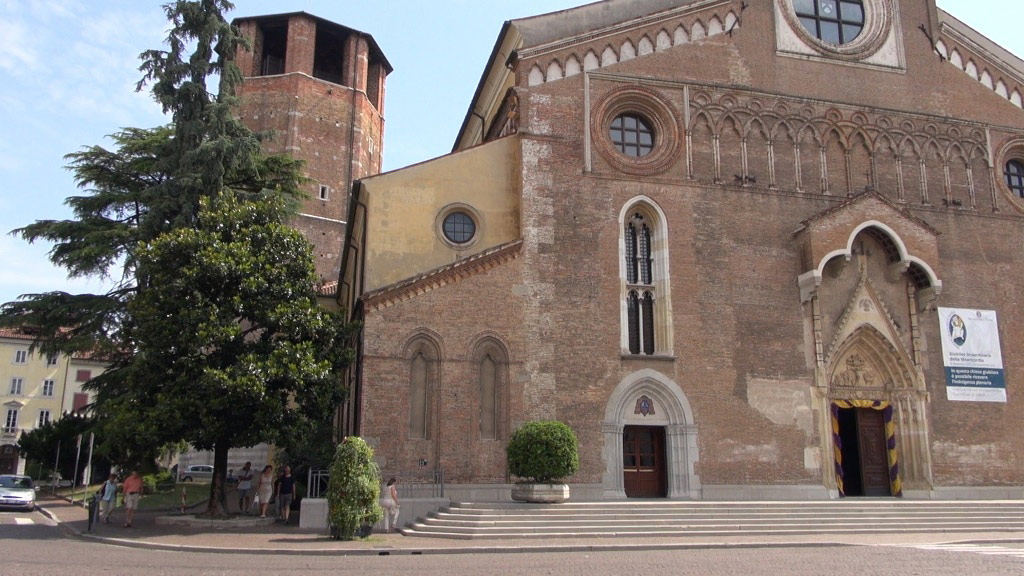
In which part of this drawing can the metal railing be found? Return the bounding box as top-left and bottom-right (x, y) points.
(306, 468), (445, 499)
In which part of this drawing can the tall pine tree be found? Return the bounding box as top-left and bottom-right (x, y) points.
(1, 1), (353, 516)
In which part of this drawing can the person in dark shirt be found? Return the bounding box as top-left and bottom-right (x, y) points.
(276, 465), (296, 524)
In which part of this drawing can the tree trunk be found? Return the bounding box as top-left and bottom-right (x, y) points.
(204, 441), (230, 517)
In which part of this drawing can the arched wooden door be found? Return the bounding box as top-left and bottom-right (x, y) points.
(623, 426), (666, 498)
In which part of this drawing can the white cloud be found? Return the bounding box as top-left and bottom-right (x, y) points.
(0, 20), (39, 71)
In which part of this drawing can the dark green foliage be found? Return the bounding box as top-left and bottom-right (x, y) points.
(506, 421), (580, 484)
(327, 437), (382, 540)
(16, 413), (97, 481)
(143, 470), (176, 494)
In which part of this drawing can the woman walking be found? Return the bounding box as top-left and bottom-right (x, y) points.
(256, 465), (274, 518)
(380, 477), (400, 533)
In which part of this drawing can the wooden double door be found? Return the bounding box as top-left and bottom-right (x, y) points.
(623, 426), (667, 498)
(837, 408), (892, 497)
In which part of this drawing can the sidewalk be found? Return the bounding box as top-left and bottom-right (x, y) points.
(35, 494), (1024, 557)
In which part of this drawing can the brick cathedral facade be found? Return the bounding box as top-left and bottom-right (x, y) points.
(240, 1), (1024, 501)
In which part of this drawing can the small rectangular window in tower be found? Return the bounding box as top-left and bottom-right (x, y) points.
(259, 22), (288, 76)
(319, 184), (331, 201)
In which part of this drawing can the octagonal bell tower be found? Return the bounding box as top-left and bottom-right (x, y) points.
(233, 12), (391, 284)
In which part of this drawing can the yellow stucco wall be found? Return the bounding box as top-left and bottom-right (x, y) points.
(360, 136), (521, 291)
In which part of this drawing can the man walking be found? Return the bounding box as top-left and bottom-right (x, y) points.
(122, 470), (143, 528)
(276, 465), (296, 525)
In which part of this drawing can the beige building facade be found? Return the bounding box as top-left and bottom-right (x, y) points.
(1, 328), (106, 475)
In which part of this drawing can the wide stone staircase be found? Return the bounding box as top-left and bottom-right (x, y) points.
(401, 500), (1024, 539)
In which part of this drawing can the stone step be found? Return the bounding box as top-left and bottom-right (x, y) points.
(447, 501), (1024, 513)
(400, 524), (1024, 540)
(434, 510), (1024, 521)
(403, 500), (1024, 539)
(419, 512), (1024, 528)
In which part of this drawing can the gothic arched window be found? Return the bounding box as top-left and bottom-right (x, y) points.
(622, 208), (668, 355)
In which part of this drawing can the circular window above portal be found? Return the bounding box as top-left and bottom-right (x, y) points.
(995, 137), (1024, 214)
(610, 114), (655, 158)
(1004, 159), (1024, 199)
(780, 0), (892, 61)
(794, 0), (864, 45)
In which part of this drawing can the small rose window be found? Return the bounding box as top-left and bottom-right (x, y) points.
(442, 211), (476, 244)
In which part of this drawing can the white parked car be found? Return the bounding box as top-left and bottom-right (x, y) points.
(0, 475), (36, 510)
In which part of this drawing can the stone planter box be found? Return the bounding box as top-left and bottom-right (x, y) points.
(511, 483), (570, 503)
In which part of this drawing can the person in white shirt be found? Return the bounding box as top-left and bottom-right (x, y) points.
(236, 462), (254, 514)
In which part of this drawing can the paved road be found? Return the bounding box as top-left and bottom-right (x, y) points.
(2, 510), (1023, 576)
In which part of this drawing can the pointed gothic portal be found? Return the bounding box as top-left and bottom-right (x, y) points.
(623, 426), (667, 498)
(833, 406), (893, 497)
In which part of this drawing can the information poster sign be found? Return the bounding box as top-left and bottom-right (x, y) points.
(938, 307), (1006, 403)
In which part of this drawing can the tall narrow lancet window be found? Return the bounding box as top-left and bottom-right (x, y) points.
(627, 291), (642, 354)
(409, 352), (430, 439)
(625, 213), (656, 355)
(620, 202), (673, 356)
(642, 292), (655, 355)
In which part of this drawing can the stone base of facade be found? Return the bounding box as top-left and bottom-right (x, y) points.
(299, 497), (450, 532)
(700, 484), (833, 501)
(912, 486), (1024, 500)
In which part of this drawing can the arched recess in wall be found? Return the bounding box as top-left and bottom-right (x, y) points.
(873, 134), (900, 202)
(402, 331), (443, 441)
(470, 334), (511, 441)
(601, 369), (701, 499)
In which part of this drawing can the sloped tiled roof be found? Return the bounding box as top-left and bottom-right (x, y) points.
(0, 328), (35, 341)
(361, 240), (522, 312)
(795, 190), (940, 237)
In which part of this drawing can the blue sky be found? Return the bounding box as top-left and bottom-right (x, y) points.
(0, 0), (1015, 305)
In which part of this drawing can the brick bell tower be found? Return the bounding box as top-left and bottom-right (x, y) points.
(233, 13), (391, 284)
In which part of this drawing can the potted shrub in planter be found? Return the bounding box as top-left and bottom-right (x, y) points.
(507, 420), (579, 503)
(326, 437), (383, 540)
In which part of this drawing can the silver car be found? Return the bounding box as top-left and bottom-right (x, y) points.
(0, 475), (36, 510)
(180, 464), (214, 482)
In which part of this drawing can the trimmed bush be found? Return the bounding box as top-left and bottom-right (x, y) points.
(326, 437), (383, 540)
(507, 421), (579, 484)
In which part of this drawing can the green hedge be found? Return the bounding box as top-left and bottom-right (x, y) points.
(506, 421), (579, 483)
(327, 437), (382, 540)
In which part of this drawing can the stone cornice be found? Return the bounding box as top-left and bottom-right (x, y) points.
(517, 0), (730, 60)
(939, 21), (1024, 88)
